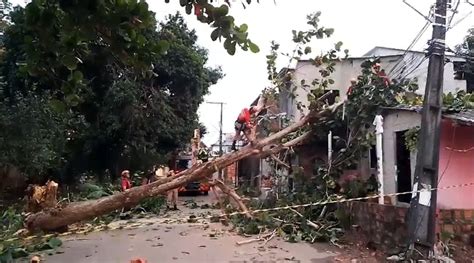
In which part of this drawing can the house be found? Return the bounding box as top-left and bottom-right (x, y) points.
(285, 46), (469, 120)
(274, 46), (473, 247)
(235, 94), (290, 190)
(340, 107), (474, 248)
(379, 106), (474, 210)
(209, 133), (235, 157)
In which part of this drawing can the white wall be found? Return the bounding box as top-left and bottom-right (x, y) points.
(366, 47), (466, 95)
(382, 110), (421, 205)
(290, 56), (399, 119)
(285, 51), (467, 120)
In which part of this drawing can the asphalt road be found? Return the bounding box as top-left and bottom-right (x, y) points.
(29, 195), (341, 263)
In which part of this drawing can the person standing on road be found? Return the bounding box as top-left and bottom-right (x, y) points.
(166, 169), (178, 210)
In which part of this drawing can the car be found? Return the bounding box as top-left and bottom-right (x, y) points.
(174, 157), (210, 195)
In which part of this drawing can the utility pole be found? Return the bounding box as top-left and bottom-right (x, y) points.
(206, 101), (225, 178)
(406, 0), (447, 256)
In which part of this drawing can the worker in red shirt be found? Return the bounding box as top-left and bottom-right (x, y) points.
(346, 78), (357, 96)
(372, 63), (390, 87)
(231, 106), (257, 151)
(121, 170), (132, 191)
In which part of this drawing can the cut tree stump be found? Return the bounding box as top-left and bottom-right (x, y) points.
(25, 180), (58, 213)
(25, 101), (342, 232)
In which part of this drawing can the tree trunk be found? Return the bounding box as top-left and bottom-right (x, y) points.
(25, 102), (342, 232)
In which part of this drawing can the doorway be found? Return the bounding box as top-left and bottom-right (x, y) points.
(396, 131), (412, 203)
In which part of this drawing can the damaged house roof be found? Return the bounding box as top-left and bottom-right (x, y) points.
(381, 105), (474, 126)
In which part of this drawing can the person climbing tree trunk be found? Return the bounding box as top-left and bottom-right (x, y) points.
(231, 106), (257, 151)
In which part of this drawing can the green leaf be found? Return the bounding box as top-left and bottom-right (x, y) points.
(179, 0), (188, 6)
(62, 55), (78, 71)
(137, 1), (149, 14)
(156, 40), (170, 54)
(224, 38), (232, 50)
(72, 71), (83, 82)
(218, 5), (229, 16)
(50, 99), (66, 113)
(304, 46), (312, 54)
(239, 23), (248, 32)
(47, 237), (62, 249)
(248, 41), (259, 53)
(210, 29), (220, 41)
(65, 94), (81, 107)
(11, 248), (28, 259)
(324, 28), (335, 36)
(27, 67), (40, 77)
(185, 4), (192, 14)
(87, 190), (108, 199)
(0, 248), (13, 263)
(227, 41), (236, 55)
(335, 41), (343, 51)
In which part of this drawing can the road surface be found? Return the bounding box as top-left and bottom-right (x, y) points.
(32, 195), (342, 262)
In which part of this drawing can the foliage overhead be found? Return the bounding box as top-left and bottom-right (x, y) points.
(167, 0), (260, 55)
(0, 0), (222, 183)
(455, 28), (473, 76)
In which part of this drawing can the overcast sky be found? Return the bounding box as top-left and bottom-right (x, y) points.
(147, 0), (472, 146)
(11, 0), (474, 145)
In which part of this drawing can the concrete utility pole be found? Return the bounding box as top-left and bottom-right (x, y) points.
(406, 0), (447, 255)
(206, 101), (225, 178)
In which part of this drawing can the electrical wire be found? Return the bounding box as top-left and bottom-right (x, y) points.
(390, 52), (426, 79)
(388, 18), (431, 77)
(447, 0), (461, 28)
(397, 54), (431, 81)
(438, 126), (456, 184)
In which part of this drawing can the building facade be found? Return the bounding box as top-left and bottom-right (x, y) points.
(284, 47), (468, 121)
(380, 106), (474, 209)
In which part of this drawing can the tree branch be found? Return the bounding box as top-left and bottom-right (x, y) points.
(269, 153), (289, 168)
(289, 208), (320, 230)
(211, 179), (252, 218)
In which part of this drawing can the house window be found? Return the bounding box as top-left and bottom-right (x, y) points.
(369, 145), (377, 169)
(323, 90), (340, 105)
(453, 61), (466, 80)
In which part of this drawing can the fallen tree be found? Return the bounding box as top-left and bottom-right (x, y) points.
(25, 101), (343, 232)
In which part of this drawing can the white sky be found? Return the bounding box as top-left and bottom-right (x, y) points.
(11, 0), (474, 145)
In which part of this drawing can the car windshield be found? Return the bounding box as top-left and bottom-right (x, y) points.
(177, 159), (191, 170)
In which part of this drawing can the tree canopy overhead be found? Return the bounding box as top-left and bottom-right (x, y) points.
(0, 0), (223, 183)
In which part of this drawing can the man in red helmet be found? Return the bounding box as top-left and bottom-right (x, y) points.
(231, 106), (257, 151)
(373, 63), (390, 87)
(121, 170), (132, 191)
(346, 78), (357, 96)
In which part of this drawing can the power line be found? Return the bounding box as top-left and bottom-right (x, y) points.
(447, 0), (460, 28)
(388, 3), (433, 77)
(398, 54), (431, 80)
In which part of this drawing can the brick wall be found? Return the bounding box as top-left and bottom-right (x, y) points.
(338, 201), (409, 250)
(224, 162), (237, 185)
(439, 209), (474, 245)
(339, 201), (474, 249)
